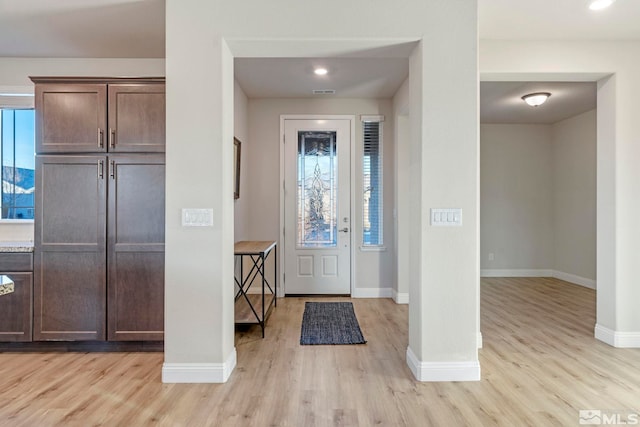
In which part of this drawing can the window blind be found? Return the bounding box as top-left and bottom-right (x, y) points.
(362, 116), (383, 246)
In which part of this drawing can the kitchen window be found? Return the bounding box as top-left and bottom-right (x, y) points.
(1, 108), (35, 220)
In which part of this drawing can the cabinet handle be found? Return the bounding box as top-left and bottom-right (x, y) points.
(109, 160), (115, 179)
(98, 160), (104, 179)
(109, 128), (116, 148)
(98, 128), (104, 148)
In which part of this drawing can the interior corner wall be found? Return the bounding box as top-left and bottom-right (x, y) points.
(480, 124), (554, 272)
(551, 109), (596, 283)
(234, 80), (249, 242)
(246, 97), (395, 294)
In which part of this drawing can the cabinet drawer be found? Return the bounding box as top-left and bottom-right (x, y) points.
(0, 253), (33, 271)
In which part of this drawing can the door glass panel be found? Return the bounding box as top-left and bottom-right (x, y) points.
(297, 131), (337, 247)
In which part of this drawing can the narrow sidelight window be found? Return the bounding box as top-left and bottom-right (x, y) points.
(362, 115), (384, 246)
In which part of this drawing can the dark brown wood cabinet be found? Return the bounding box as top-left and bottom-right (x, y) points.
(34, 155), (107, 341)
(35, 84), (107, 153)
(34, 78), (165, 154)
(108, 84), (165, 153)
(31, 77), (165, 342)
(107, 155), (165, 340)
(0, 253), (33, 342)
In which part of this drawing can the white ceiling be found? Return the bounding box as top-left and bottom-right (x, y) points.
(0, 0), (633, 121)
(1, 0), (639, 58)
(479, 0), (640, 40)
(0, 0), (165, 58)
(481, 82), (596, 124)
(234, 58), (409, 99)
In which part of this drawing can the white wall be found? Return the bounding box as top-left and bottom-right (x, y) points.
(246, 98), (395, 295)
(410, 4), (478, 373)
(0, 58), (164, 88)
(0, 57), (165, 243)
(480, 124), (554, 272)
(480, 114), (596, 285)
(0, 222), (34, 242)
(233, 80), (249, 241)
(552, 110), (597, 283)
(393, 78), (410, 303)
(481, 40), (640, 346)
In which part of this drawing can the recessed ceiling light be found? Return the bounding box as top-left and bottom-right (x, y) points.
(589, 0), (615, 11)
(521, 92), (551, 107)
(314, 68), (328, 76)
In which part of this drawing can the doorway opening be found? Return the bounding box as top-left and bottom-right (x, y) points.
(479, 79), (599, 348)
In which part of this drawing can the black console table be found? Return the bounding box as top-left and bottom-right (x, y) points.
(234, 241), (277, 337)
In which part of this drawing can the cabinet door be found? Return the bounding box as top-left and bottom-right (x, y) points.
(107, 155), (164, 341)
(108, 84), (165, 153)
(34, 155), (107, 341)
(0, 273), (33, 342)
(35, 84), (107, 153)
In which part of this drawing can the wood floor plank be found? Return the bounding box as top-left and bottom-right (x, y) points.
(1, 278), (639, 426)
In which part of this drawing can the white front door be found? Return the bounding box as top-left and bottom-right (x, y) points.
(283, 118), (351, 295)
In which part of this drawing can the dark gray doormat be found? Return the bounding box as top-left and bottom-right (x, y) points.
(300, 302), (367, 345)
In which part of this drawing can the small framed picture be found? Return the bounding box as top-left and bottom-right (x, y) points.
(234, 137), (241, 199)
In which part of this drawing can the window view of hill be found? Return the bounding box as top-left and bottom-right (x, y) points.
(1, 166), (35, 219)
(1, 108), (36, 220)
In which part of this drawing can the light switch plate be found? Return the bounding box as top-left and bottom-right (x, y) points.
(182, 208), (214, 227)
(430, 208), (462, 226)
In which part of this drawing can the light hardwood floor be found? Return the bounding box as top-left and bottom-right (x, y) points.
(1, 278), (639, 426)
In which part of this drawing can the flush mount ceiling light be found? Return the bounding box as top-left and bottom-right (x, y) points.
(314, 68), (328, 76)
(521, 92), (551, 107)
(589, 0), (615, 10)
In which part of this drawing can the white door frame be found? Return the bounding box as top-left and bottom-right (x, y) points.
(279, 114), (356, 296)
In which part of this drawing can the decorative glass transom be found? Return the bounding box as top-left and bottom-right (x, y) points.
(297, 131), (338, 247)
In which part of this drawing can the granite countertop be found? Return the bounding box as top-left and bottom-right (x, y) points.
(0, 241), (34, 253)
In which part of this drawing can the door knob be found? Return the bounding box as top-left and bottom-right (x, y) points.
(338, 227), (349, 233)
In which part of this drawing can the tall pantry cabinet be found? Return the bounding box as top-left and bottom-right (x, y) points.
(31, 77), (165, 341)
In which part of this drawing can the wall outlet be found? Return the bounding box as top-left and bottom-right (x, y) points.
(488, 252), (494, 261)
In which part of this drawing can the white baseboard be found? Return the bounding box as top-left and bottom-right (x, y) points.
(480, 269), (596, 289)
(392, 289), (409, 304)
(595, 324), (640, 348)
(551, 270), (596, 289)
(481, 269), (553, 277)
(406, 347), (481, 382)
(162, 349), (237, 383)
(352, 287), (393, 298)
(477, 332), (483, 349)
